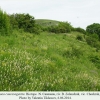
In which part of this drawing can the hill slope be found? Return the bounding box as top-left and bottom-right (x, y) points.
(0, 31), (100, 91)
(35, 19), (60, 27)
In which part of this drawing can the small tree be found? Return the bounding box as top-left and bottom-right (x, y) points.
(74, 27), (86, 34)
(0, 8), (11, 35)
(9, 13), (36, 33)
(86, 23), (100, 39)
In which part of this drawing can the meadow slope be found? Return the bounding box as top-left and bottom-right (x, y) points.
(0, 30), (100, 91)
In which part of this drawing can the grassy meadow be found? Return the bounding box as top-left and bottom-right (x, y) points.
(0, 30), (100, 91)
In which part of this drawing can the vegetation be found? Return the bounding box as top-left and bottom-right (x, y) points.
(74, 27), (86, 34)
(0, 8), (100, 91)
(35, 19), (59, 27)
(47, 22), (73, 33)
(9, 13), (40, 34)
(86, 23), (100, 40)
(0, 31), (100, 91)
(76, 35), (84, 41)
(85, 35), (100, 51)
(0, 8), (11, 35)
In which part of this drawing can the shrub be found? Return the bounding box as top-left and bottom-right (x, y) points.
(32, 24), (42, 35)
(45, 22), (73, 33)
(86, 36), (100, 50)
(63, 46), (83, 58)
(86, 23), (100, 38)
(86, 37), (96, 46)
(0, 8), (11, 35)
(62, 34), (67, 40)
(74, 27), (86, 34)
(90, 33), (99, 40)
(89, 55), (100, 69)
(9, 13), (40, 34)
(76, 35), (83, 41)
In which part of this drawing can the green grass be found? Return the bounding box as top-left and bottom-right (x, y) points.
(35, 19), (60, 27)
(0, 30), (100, 91)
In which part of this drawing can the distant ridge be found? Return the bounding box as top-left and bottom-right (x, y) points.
(35, 19), (60, 27)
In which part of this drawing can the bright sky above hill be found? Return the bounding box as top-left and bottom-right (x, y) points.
(0, 0), (100, 29)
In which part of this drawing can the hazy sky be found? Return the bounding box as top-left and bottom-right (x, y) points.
(0, 0), (100, 29)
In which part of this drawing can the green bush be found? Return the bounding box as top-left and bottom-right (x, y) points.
(0, 8), (11, 35)
(9, 13), (40, 34)
(89, 55), (100, 69)
(63, 46), (83, 58)
(62, 34), (67, 39)
(90, 33), (99, 40)
(86, 23), (100, 39)
(45, 22), (73, 33)
(76, 35), (83, 41)
(74, 27), (86, 34)
(86, 36), (100, 50)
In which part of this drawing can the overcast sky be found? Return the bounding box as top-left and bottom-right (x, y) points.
(0, 0), (100, 29)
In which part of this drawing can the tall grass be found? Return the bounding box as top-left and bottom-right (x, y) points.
(0, 31), (100, 91)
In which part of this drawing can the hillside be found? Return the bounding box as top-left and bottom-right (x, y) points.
(35, 19), (60, 27)
(0, 30), (100, 91)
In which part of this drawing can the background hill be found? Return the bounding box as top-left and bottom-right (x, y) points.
(35, 19), (60, 27)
